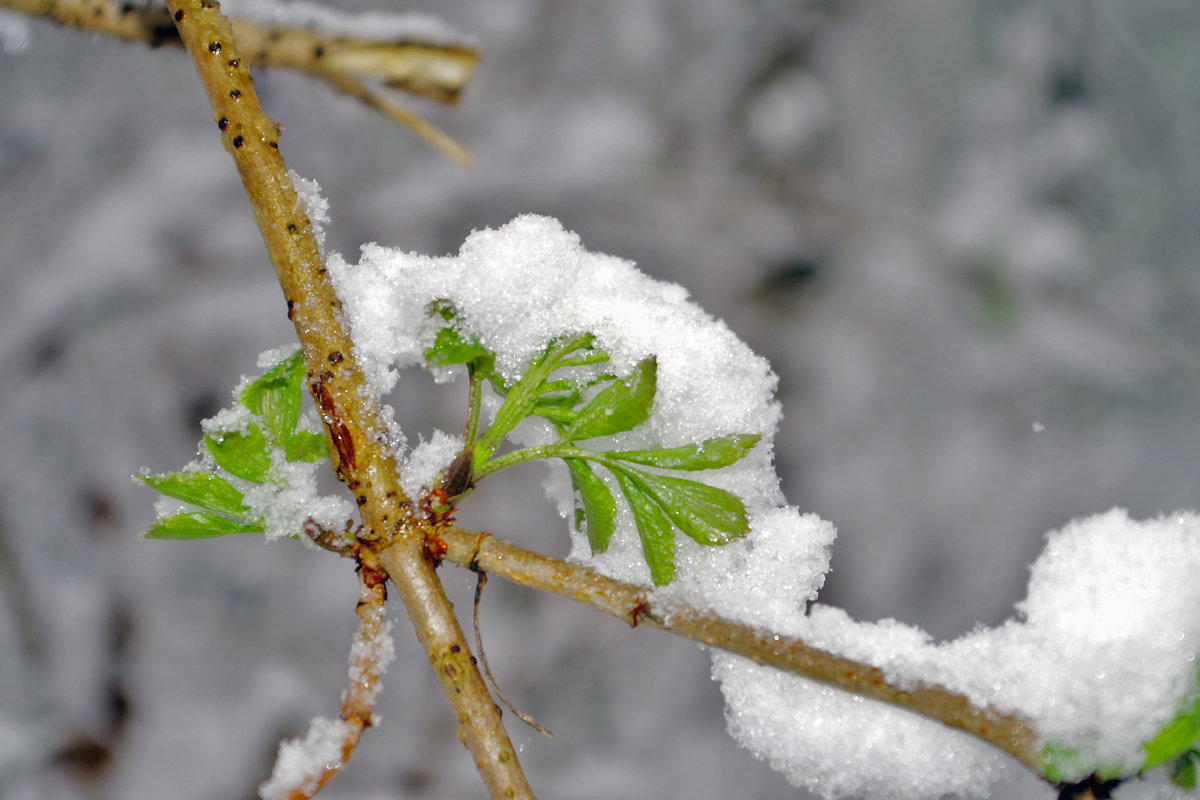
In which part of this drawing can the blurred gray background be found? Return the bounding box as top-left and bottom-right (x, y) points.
(2, 1), (1199, 798)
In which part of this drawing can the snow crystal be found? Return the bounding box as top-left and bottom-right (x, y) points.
(399, 430), (463, 500)
(288, 169), (330, 256)
(258, 715), (350, 800)
(242, 455), (355, 543)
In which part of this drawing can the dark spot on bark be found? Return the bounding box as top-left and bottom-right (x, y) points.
(328, 351), (344, 364)
(313, 45), (324, 58)
(320, 370), (334, 383)
(286, 299), (295, 320)
(217, 117), (229, 130)
(228, 58), (240, 67)
(286, 222), (298, 233)
(173, 9), (183, 21)
(268, 141), (278, 149)
(356, 495), (367, 507)
(231, 135), (245, 148)
(229, 89), (242, 99)
(469, 655), (478, 666)
(449, 644), (461, 654)
(119, 2), (133, 13)
(207, 41), (221, 53)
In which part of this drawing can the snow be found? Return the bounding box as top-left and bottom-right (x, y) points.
(712, 509), (1200, 799)
(258, 715), (351, 800)
(223, 0), (473, 47)
(328, 213), (835, 591)
(399, 429), (463, 499)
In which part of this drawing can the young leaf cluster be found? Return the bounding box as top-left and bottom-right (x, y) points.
(136, 350), (328, 539)
(424, 304), (761, 585)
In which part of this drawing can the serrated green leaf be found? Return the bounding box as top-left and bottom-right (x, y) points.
(615, 466), (749, 546)
(609, 433), (762, 470)
(425, 326), (495, 376)
(1172, 751), (1199, 790)
(240, 350), (305, 446)
(144, 511), (264, 540)
(610, 468), (676, 585)
(565, 458), (618, 554)
(136, 471), (250, 517)
(205, 424), (271, 483)
(1143, 679), (1200, 771)
(285, 430), (329, 463)
(564, 356), (656, 442)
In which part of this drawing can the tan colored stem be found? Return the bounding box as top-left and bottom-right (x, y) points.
(1, 0), (475, 160)
(1, 0), (477, 102)
(162, 2), (532, 798)
(437, 526), (1043, 774)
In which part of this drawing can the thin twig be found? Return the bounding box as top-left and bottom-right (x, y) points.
(1, 0), (476, 160)
(473, 570), (554, 738)
(436, 525), (1044, 775)
(161, 3), (534, 798)
(264, 556), (393, 800)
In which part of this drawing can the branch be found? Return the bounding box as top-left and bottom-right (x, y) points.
(260, 554), (392, 800)
(159, 2), (531, 798)
(435, 525), (1044, 776)
(1, 0), (477, 162)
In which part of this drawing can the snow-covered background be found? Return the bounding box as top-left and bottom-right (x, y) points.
(2, 1), (1200, 798)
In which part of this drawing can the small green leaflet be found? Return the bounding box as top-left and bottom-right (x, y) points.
(1172, 750), (1200, 790)
(1143, 673), (1200, 773)
(609, 433), (762, 471)
(137, 471), (251, 518)
(563, 356), (656, 441)
(205, 425), (272, 483)
(565, 458), (617, 554)
(137, 348), (329, 541)
(145, 511), (265, 540)
(613, 466), (749, 547)
(611, 468), (678, 585)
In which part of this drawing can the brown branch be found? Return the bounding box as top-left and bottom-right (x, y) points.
(264, 553), (392, 800)
(1, 0), (476, 159)
(436, 525), (1045, 775)
(159, 2), (532, 799)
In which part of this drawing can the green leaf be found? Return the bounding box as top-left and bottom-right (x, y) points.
(616, 467), (750, 546)
(611, 468), (676, 585)
(136, 471), (250, 517)
(609, 433), (762, 470)
(285, 430), (329, 463)
(240, 349), (305, 446)
(144, 511), (264, 540)
(425, 325), (495, 376)
(1172, 751), (1199, 790)
(565, 458), (618, 554)
(1143, 679), (1200, 771)
(205, 424), (272, 483)
(564, 356), (656, 442)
